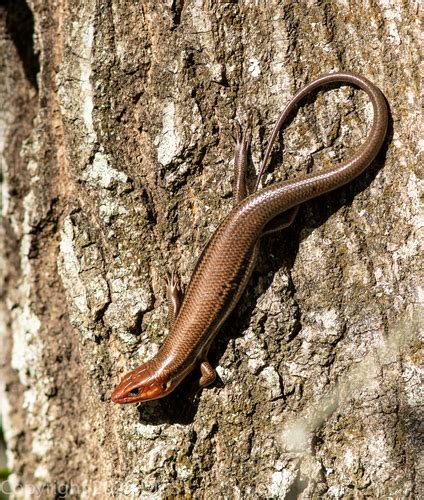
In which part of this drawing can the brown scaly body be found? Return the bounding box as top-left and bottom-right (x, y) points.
(112, 72), (388, 404)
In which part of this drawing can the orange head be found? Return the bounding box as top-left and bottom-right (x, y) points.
(111, 362), (175, 404)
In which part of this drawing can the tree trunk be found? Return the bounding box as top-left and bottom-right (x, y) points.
(0, 0), (422, 498)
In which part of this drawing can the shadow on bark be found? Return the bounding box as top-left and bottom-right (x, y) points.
(4, 0), (39, 90)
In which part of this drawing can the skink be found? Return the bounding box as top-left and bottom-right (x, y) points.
(112, 71), (388, 404)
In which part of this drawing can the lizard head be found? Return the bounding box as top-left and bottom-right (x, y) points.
(111, 362), (175, 404)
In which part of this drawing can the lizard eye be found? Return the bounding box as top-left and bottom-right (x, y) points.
(130, 387), (141, 396)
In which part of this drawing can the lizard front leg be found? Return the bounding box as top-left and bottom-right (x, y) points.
(166, 271), (183, 330)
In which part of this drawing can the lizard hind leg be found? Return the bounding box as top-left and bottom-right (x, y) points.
(261, 206), (299, 236)
(233, 115), (253, 204)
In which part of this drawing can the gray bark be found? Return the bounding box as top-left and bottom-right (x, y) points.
(0, 0), (422, 498)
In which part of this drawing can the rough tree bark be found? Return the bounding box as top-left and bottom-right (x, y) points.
(0, 0), (422, 498)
